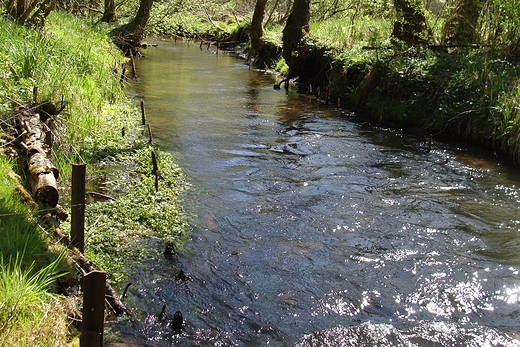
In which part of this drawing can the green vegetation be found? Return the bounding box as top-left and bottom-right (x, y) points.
(0, 9), (190, 346)
(308, 1), (520, 163)
(143, 0), (520, 162)
(0, 154), (71, 346)
(2, 0), (520, 344)
(0, 250), (68, 346)
(77, 146), (190, 283)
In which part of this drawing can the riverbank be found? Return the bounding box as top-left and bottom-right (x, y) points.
(259, 39), (520, 164)
(0, 12), (190, 346)
(150, 8), (520, 165)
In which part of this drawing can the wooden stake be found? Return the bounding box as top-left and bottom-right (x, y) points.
(151, 151), (159, 192)
(148, 124), (153, 144)
(81, 270), (106, 347)
(120, 66), (126, 83)
(140, 100), (146, 125)
(130, 54), (137, 77)
(71, 163), (86, 253)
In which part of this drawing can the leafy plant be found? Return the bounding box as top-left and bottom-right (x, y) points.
(79, 146), (190, 282)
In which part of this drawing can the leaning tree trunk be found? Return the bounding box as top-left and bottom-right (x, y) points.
(392, 0), (430, 45)
(111, 0), (154, 56)
(282, 0), (311, 78)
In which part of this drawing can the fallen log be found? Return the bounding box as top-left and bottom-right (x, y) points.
(15, 107), (59, 207)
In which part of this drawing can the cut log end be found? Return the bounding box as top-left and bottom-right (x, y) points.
(35, 180), (59, 207)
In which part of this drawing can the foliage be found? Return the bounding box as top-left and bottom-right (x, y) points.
(0, 10), (190, 345)
(0, 12), (126, 178)
(79, 146), (190, 282)
(331, 45), (520, 161)
(0, 154), (70, 346)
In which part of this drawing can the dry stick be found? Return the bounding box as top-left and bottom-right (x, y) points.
(121, 283), (133, 299)
(86, 191), (116, 201)
(140, 100), (146, 125)
(130, 54), (137, 77)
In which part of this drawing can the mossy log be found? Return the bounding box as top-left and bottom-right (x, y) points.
(16, 108), (59, 207)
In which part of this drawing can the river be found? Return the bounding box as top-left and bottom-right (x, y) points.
(109, 39), (520, 346)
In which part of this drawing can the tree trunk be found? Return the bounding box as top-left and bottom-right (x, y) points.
(250, 0), (280, 67)
(111, 0), (154, 56)
(442, 0), (483, 45)
(100, 0), (116, 23)
(392, 0), (430, 45)
(250, 0), (268, 53)
(282, 0), (311, 78)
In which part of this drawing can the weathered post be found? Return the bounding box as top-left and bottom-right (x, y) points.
(151, 151), (159, 192)
(81, 270), (106, 347)
(148, 124), (153, 144)
(140, 100), (146, 125)
(130, 54), (137, 77)
(71, 163), (86, 253)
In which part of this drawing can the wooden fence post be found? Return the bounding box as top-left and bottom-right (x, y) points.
(71, 163), (86, 253)
(81, 270), (106, 347)
(151, 151), (159, 192)
(140, 100), (146, 125)
(148, 124), (153, 144)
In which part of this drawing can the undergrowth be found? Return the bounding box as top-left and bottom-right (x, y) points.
(71, 146), (190, 283)
(1, 9), (190, 346)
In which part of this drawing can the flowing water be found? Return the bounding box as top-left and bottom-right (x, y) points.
(110, 39), (520, 346)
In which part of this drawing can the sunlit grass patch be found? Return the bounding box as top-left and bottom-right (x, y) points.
(0, 253), (68, 347)
(310, 17), (393, 49)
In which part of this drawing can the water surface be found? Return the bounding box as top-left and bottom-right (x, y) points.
(113, 39), (520, 346)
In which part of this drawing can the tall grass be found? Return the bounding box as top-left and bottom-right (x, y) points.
(0, 154), (71, 346)
(0, 252), (68, 347)
(310, 17), (393, 50)
(1, 12), (129, 179)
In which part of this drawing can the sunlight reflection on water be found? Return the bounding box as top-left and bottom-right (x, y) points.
(105, 39), (520, 346)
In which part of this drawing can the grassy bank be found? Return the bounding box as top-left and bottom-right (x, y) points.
(326, 44), (520, 162)
(0, 155), (71, 346)
(0, 11), (189, 346)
